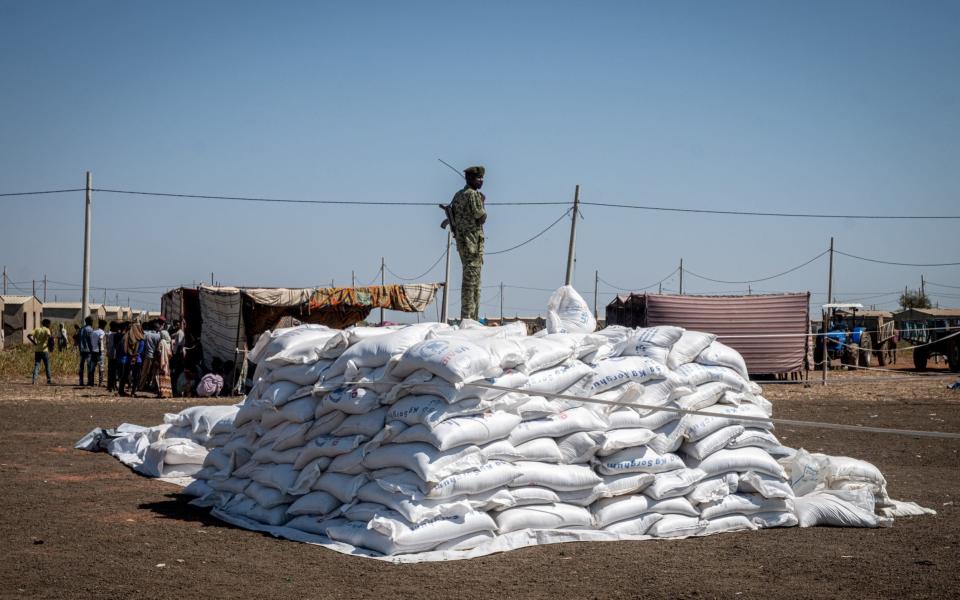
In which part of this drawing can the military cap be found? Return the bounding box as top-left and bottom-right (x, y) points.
(463, 166), (485, 178)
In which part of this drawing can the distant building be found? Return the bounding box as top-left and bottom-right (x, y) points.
(1, 295), (43, 346)
(42, 302), (106, 329)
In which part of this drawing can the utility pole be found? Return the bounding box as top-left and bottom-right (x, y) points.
(658, 282), (662, 294)
(43, 275), (47, 302)
(116, 293), (119, 305)
(2, 266), (5, 295)
(921, 274), (925, 298)
(679, 258), (684, 295)
(441, 230), (452, 324)
(822, 237), (835, 386)
(380, 257), (385, 325)
(32, 280), (36, 299)
(827, 237), (835, 305)
(593, 270), (599, 319)
(81, 171), (92, 319)
(500, 282), (504, 323)
(748, 285), (752, 295)
(351, 270), (356, 289)
(564, 185), (580, 286)
(210, 272), (214, 286)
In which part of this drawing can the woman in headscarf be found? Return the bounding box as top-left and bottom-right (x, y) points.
(155, 326), (173, 398)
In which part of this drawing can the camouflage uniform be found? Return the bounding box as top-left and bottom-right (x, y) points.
(450, 185), (486, 321)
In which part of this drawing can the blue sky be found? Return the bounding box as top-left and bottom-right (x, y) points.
(1, 0), (958, 319)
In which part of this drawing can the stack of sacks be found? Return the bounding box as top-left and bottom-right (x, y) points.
(168, 287), (930, 558)
(180, 286), (809, 556)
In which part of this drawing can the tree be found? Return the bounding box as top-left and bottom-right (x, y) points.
(899, 289), (931, 310)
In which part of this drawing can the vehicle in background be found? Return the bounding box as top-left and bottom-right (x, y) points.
(815, 303), (873, 368)
(894, 307), (960, 372)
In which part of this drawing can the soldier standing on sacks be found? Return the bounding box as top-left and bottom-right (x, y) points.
(449, 166), (487, 321)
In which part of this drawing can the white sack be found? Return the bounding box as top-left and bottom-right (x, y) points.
(594, 446), (685, 476)
(510, 461), (603, 491)
(393, 412), (522, 451)
(696, 340), (749, 379)
(592, 495), (698, 528)
(694, 448), (787, 479)
(667, 331), (717, 370)
(508, 407), (608, 446)
(392, 338), (499, 383)
(545, 286), (596, 334)
(495, 503), (593, 533)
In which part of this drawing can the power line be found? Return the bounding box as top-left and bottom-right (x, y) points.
(384, 249), (447, 281)
(485, 208), (572, 256)
(597, 268), (680, 293)
(835, 250), (960, 267)
(90, 188), (564, 207)
(0, 188), (85, 197)
(579, 201), (960, 219)
(11, 185), (959, 218)
(924, 281), (960, 290)
(684, 250), (828, 284)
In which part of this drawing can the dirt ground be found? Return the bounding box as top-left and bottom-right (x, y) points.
(1, 371), (958, 600)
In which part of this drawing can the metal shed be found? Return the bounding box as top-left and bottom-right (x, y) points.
(606, 292), (811, 375)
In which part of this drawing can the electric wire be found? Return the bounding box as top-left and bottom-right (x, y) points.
(835, 250), (960, 267)
(684, 250), (828, 285)
(597, 267), (680, 292)
(578, 201), (960, 220)
(384, 249), (447, 282)
(484, 208), (572, 256)
(0, 188), (85, 197)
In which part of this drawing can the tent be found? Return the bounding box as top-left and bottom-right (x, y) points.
(606, 292), (811, 375)
(162, 283), (441, 369)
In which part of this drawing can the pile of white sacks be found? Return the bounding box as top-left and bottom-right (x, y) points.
(84, 287), (933, 561)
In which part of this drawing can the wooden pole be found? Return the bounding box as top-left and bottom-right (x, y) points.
(500, 282), (504, 323)
(593, 270), (599, 318)
(2, 266), (5, 295)
(351, 270), (356, 288)
(441, 230), (452, 324)
(564, 185), (580, 286)
(380, 257), (385, 325)
(43, 275), (47, 302)
(827, 238), (834, 305)
(81, 171), (92, 319)
(210, 272), (214, 286)
(822, 237), (834, 386)
(679, 258), (684, 295)
(32, 280), (36, 299)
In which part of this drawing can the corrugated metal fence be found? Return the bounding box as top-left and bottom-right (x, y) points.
(606, 293), (810, 375)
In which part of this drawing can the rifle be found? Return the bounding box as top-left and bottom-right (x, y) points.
(438, 158), (465, 238)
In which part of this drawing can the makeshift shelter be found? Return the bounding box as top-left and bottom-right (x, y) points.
(606, 293), (811, 375)
(1, 295), (43, 346)
(161, 283), (441, 369)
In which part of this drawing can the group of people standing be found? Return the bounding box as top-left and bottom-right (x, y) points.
(29, 315), (227, 398)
